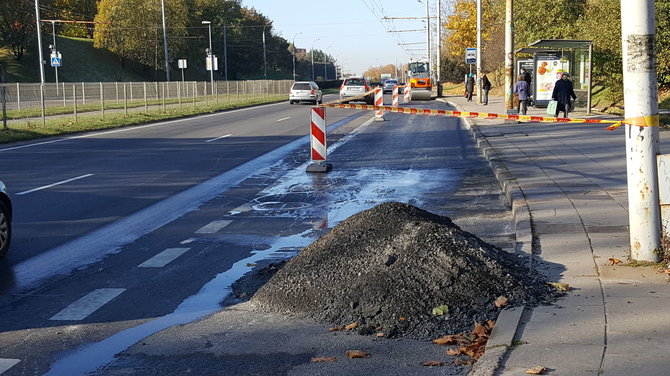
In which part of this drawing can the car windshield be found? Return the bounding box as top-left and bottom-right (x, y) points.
(385, 80), (397, 85)
(345, 79), (365, 86)
(292, 83), (311, 90)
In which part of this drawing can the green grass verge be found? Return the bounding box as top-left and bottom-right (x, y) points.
(0, 95), (286, 144)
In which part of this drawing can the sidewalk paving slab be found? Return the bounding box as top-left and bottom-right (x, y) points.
(442, 94), (670, 376)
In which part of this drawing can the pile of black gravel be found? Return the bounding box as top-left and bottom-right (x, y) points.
(251, 202), (556, 340)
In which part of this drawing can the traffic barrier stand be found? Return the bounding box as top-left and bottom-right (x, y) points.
(392, 86), (399, 107)
(374, 88), (384, 121)
(319, 102), (643, 130)
(307, 106), (332, 173)
(404, 84), (411, 103)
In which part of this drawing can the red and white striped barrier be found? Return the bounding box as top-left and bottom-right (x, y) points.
(310, 107), (327, 161)
(307, 107), (332, 172)
(374, 88), (384, 121)
(404, 84), (411, 103)
(392, 86), (399, 107)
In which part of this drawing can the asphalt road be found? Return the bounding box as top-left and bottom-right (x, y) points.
(0, 95), (514, 376)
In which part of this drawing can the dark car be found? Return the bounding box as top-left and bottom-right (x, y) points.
(0, 180), (11, 258)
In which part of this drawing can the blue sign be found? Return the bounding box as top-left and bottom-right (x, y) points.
(465, 48), (477, 65)
(51, 57), (61, 67)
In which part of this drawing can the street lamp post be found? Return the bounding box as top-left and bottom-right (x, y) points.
(202, 21), (214, 95)
(161, 0), (170, 81)
(262, 22), (271, 78)
(292, 32), (302, 81)
(323, 45), (332, 80)
(34, 0), (45, 84)
(311, 38), (319, 81)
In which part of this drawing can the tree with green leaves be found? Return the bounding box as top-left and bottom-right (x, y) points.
(0, 0), (36, 60)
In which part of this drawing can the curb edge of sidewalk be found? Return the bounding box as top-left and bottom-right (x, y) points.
(436, 98), (531, 376)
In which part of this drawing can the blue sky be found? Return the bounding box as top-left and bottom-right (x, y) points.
(243, 1), (436, 76)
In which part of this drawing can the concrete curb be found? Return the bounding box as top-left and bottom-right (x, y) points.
(436, 98), (532, 376)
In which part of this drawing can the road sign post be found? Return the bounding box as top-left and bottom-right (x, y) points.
(178, 59), (187, 82)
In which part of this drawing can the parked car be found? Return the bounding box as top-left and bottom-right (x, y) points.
(340, 77), (374, 104)
(382, 79), (399, 93)
(289, 81), (322, 105)
(0, 180), (12, 259)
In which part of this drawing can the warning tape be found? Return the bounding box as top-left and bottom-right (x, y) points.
(320, 102), (661, 131)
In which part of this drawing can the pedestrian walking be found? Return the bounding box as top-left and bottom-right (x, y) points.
(551, 72), (577, 118)
(465, 74), (475, 102)
(481, 73), (491, 105)
(513, 74), (529, 115)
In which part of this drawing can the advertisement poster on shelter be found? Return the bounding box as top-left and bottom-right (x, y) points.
(535, 56), (569, 101)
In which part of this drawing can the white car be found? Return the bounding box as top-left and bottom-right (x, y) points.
(0, 180), (12, 259)
(289, 81), (323, 105)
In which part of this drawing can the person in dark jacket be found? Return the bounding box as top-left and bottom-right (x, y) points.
(481, 73), (492, 105)
(465, 74), (475, 102)
(520, 68), (533, 106)
(552, 72), (577, 118)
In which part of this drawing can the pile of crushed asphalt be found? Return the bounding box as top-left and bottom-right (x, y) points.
(249, 202), (557, 340)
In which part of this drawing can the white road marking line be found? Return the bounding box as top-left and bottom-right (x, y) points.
(138, 248), (190, 268)
(50, 288), (126, 321)
(195, 220), (232, 234)
(205, 134), (232, 143)
(0, 359), (20, 374)
(180, 238), (196, 245)
(276, 117), (291, 122)
(229, 204), (253, 215)
(16, 174), (94, 196)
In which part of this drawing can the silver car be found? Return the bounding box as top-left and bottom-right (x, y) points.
(339, 77), (374, 104)
(289, 81), (323, 105)
(0, 180), (11, 259)
(382, 79), (399, 93)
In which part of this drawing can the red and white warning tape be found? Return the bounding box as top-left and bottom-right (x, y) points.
(320, 102), (660, 131)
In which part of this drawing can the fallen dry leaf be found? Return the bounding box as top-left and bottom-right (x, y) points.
(310, 357), (336, 363)
(472, 323), (489, 338)
(375, 326), (384, 331)
(346, 350), (370, 359)
(446, 348), (462, 356)
(422, 361), (443, 367)
(609, 257), (623, 266)
(399, 316), (407, 321)
(345, 323), (358, 331)
(548, 282), (570, 292)
(328, 326), (344, 332)
(433, 334), (468, 346)
(486, 320), (496, 329)
(376, 333), (385, 337)
(494, 296), (509, 308)
(526, 366), (549, 374)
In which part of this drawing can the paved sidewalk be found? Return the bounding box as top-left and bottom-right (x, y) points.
(441, 95), (670, 376)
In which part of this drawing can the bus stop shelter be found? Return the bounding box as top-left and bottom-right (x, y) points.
(515, 39), (593, 114)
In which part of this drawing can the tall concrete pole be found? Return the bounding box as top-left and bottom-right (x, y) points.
(621, 0), (661, 261)
(425, 0), (430, 72)
(34, 0), (45, 84)
(504, 0), (514, 111)
(436, 0), (442, 96)
(161, 0), (170, 81)
(476, 0), (482, 103)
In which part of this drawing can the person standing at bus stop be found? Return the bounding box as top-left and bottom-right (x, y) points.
(552, 73), (577, 118)
(481, 72), (492, 105)
(514, 74), (529, 115)
(465, 74), (475, 102)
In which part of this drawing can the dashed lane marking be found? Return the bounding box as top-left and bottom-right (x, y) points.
(138, 248), (190, 268)
(229, 204), (253, 215)
(205, 134), (232, 143)
(0, 359), (20, 374)
(50, 288), (126, 321)
(195, 220), (233, 234)
(16, 174), (94, 196)
(276, 117), (291, 122)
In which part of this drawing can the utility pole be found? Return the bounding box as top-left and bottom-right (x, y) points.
(160, 0), (170, 81)
(504, 0), (514, 112)
(425, 0), (430, 71)
(622, 0), (661, 261)
(223, 25), (228, 81)
(476, 0), (482, 103)
(34, 0), (45, 84)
